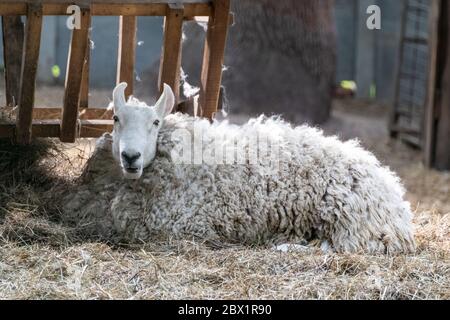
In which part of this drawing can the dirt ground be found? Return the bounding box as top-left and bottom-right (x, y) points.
(0, 93), (448, 299)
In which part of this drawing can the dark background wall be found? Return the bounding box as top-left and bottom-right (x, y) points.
(335, 0), (404, 104)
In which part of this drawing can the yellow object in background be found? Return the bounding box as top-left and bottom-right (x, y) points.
(340, 80), (357, 91)
(369, 83), (377, 99)
(52, 65), (61, 78)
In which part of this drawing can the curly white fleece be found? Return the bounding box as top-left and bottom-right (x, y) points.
(63, 114), (415, 253)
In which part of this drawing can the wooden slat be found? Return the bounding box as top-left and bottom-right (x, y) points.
(423, 0), (441, 167)
(158, 3), (184, 104)
(199, 0), (230, 119)
(32, 107), (113, 120)
(61, 6), (91, 142)
(0, 3), (211, 17)
(0, 120), (113, 138)
(79, 15), (92, 109)
(78, 108), (112, 120)
(117, 15), (137, 98)
(1, 121), (60, 138)
(2, 16), (24, 108)
(434, 0), (450, 170)
(31, 103), (189, 120)
(79, 119), (114, 137)
(32, 108), (63, 120)
(32, 120), (61, 137)
(16, 4), (43, 144)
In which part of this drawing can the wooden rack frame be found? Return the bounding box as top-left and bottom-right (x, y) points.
(0, 0), (231, 143)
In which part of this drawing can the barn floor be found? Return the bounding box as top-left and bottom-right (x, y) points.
(0, 96), (448, 299)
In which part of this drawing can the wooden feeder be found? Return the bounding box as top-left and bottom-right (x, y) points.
(0, 0), (231, 144)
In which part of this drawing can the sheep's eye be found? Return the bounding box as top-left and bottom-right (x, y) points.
(153, 119), (160, 126)
(113, 115), (119, 123)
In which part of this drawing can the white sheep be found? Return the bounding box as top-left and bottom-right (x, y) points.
(63, 83), (416, 253)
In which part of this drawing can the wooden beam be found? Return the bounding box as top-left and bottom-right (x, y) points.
(423, 0), (441, 167)
(0, 2), (211, 17)
(158, 3), (184, 104)
(32, 107), (113, 120)
(79, 119), (114, 137)
(60, 6), (91, 142)
(0, 120), (113, 139)
(32, 108), (63, 120)
(2, 16), (24, 108)
(0, 0), (210, 3)
(78, 108), (112, 120)
(16, 4), (43, 144)
(31, 103), (188, 120)
(199, 0), (230, 119)
(79, 15), (92, 109)
(117, 15), (137, 98)
(32, 120), (61, 137)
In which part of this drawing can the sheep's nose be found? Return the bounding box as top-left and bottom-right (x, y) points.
(121, 151), (141, 165)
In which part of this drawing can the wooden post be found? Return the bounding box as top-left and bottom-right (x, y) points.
(16, 4), (42, 144)
(60, 7), (91, 142)
(434, 0), (450, 170)
(79, 16), (92, 109)
(158, 3), (184, 104)
(2, 16), (24, 108)
(423, 0), (441, 167)
(199, 0), (230, 119)
(117, 15), (137, 98)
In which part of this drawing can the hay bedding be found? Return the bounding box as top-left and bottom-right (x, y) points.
(0, 102), (449, 299)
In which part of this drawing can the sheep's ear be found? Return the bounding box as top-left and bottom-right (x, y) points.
(154, 83), (175, 118)
(113, 82), (127, 112)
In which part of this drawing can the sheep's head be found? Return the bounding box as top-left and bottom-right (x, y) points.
(111, 82), (175, 179)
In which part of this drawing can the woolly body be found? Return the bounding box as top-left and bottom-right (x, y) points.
(64, 113), (415, 253)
